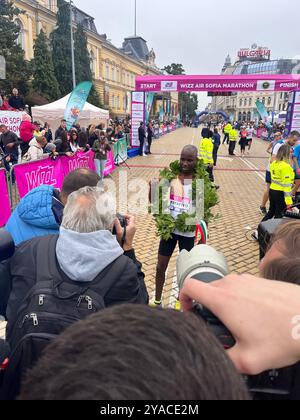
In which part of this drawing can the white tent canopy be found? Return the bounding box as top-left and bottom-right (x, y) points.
(31, 94), (109, 131)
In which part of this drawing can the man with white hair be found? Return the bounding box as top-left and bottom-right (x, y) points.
(6, 186), (148, 327)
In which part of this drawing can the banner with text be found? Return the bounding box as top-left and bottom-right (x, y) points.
(285, 91), (300, 136)
(131, 91), (145, 148)
(136, 75), (300, 93)
(13, 150), (113, 198)
(0, 169), (11, 227)
(0, 111), (24, 136)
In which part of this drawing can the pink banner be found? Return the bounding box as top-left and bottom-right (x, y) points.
(104, 151), (115, 176)
(60, 150), (96, 178)
(136, 75), (300, 93)
(0, 169), (11, 227)
(14, 150), (108, 198)
(14, 157), (63, 198)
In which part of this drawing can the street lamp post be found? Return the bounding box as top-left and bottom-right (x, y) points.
(70, 0), (76, 89)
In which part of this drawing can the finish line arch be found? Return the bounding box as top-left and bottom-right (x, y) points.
(130, 74), (300, 147)
(196, 111), (229, 122)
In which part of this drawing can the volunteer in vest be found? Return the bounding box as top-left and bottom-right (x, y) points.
(260, 132), (284, 215)
(228, 126), (238, 156)
(262, 144), (296, 222)
(153, 146), (198, 308)
(199, 130), (214, 182)
(222, 121), (232, 144)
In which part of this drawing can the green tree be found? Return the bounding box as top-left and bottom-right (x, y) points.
(74, 24), (102, 108)
(163, 63), (185, 75)
(32, 30), (60, 101)
(0, 0), (30, 95)
(163, 63), (198, 119)
(51, 0), (73, 96)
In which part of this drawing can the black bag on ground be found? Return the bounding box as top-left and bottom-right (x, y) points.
(0, 235), (128, 400)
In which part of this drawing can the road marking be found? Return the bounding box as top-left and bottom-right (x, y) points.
(239, 157), (265, 182)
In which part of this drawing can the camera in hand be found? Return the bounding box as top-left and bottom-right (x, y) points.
(177, 244), (300, 400)
(177, 245), (235, 349)
(0, 229), (15, 262)
(112, 214), (127, 236)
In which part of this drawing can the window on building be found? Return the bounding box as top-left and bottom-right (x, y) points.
(249, 98), (252, 107)
(243, 112), (247, 122)
(279, 104), (282, 111)
(131, 74), (134, 87)
(112, 68), (115, 81)
(102, 63), (105, 78)
(247, 112), (251, 122)
(106, 64), (109, 80)
(123, 96), (126, 110)
(117, 96), (120, 109)
(244, 98), (247, 107)
(268, 97), (272, 105)
(127, 73), (130, 86)
(122, 71), (125, 84)
(112, 95), (115, 108)
(238, 112), (242, 121)
(90, 51), (96, 77)
(239, 99), (243, 107)
(262, 97), (266, 105)
(117, 68), (120, 82)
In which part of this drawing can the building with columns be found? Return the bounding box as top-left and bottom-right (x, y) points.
(14, 0), (179, 118)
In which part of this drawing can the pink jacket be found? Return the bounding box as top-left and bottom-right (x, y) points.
(19, 121), (37, 143)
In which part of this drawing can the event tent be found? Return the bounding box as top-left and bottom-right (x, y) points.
(31, 94), (109, 130)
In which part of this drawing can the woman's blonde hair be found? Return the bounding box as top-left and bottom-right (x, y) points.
(276, 144), (291, 162)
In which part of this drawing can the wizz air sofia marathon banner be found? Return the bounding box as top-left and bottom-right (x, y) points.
(0, 169), (11, 227)
(64, 81), (93, 130)
(131, 91), (145, 148)
(0, 111), (24, 136)
(135, 75), (300, 92)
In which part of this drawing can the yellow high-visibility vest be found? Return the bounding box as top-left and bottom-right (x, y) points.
(199, 137), (214, 165)
(270, 160), (295, 206)
(224, 123), (232, 134)
(229, 129), (238, 142)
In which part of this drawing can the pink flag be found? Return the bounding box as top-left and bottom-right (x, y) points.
(0, 169), (11, 227)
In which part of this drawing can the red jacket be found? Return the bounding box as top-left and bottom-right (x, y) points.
(19, 121), (37, 143)
(0, 101), (14, 111)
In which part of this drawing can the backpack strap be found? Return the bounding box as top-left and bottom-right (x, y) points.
(87, 255), (129, 298)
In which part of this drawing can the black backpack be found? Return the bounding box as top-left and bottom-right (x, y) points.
(1, 235), (128, 400)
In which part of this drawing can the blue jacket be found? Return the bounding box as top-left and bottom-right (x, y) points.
(6, 185), (63, 246)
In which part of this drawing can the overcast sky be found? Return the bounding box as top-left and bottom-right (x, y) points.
(75, 0), (300, 109)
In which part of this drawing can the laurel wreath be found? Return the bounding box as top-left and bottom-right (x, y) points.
(151, 160), (219, 241)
